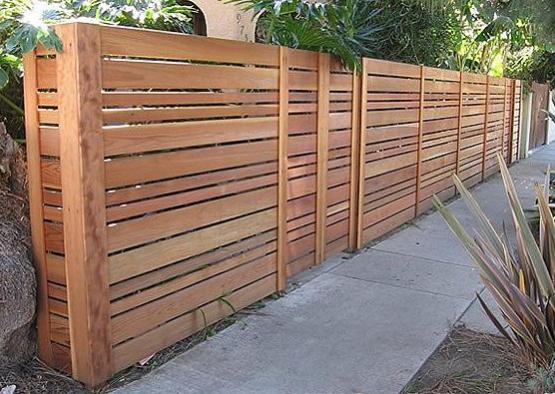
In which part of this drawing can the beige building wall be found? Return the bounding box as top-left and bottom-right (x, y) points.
(191, 0), (257, 41)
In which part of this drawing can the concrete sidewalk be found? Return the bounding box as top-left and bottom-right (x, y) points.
(116, 144), (555, 394)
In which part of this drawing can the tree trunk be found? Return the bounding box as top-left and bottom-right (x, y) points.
(0, 122), (36, 366)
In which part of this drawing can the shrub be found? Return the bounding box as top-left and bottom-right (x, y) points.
(434, 154), (555, 366)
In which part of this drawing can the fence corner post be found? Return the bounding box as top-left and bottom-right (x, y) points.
(55, 22), (112, 386)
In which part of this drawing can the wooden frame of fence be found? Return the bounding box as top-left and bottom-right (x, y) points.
(24, 22), (523, 386)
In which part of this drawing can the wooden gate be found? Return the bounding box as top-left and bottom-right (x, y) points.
(530, 82), (549, 149)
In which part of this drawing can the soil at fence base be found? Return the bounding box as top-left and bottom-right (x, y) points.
(0, 300), (268, 393)
(403, 326), (532, 394)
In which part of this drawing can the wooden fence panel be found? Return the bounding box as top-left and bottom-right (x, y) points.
(459, 73), (488, 187)
(359, 58), (420, 244)
(25, 48), (72, 373)
(325, 60), (355, 258)
(418, 66), (460, 212)
(98, 26), (281, 372)
(483, 77), (506, 178)
(530, 82), (549, 149)
(24, 22), (523, 386)
(285, 49), (319, 276)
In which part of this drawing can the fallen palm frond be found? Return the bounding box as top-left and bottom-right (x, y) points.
(434, 154), (555, 365)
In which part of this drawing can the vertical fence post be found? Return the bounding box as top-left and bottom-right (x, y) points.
(481, 75), (491, 179)
(508, 80), (516, 164)
(415, 65), (425, 216)
(23, 51), (53, 365)
(516, 81), (523, 159)
(348, 66), (362, 250)
(315, 53), (330, 264)
(277, 46), (289, 290)
(501, 78), (508, 163)
(356, 59), (368, 249)
(455, 71), (464, 176)
(55, 22), (112, 386)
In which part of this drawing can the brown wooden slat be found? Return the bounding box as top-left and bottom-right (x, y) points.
(107, 186), (276, 252)
(102, 59), (279, 90)
(112, 274), (276, 371)
(104, 140), (277, 188)
(111, 254), (276, 344)
(23, 51), (54, 364)
(108, 208), (276, 283)
(103, 117), (278, 156)
(101, 24), (279, 66)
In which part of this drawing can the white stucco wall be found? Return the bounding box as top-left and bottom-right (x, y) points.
(548, 90), (555, 144)
(519, 91), (532, 158)
(190, 0), (256, 41)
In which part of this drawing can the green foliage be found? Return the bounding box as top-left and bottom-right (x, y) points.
(435, 155), (555, 366)
(530, 52), (555, 90)
(76, 0), (194, 33)
(239, 0), (382, 71)
(0, 0), (193, 139)
(243, 0), (553, 77)
(527, 359), (555, 393)
(370, 0), (458, 68)
(0, 0), (193, 87)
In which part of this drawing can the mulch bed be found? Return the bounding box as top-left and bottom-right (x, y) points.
(403, 326), (533, 394)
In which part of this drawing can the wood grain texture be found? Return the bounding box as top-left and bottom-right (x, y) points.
(315, 53), (330, 264)
(277, 46), (289, 290)
(481, 76), (491, 179)
(348, 71), (361, 250)
(24, 22), (525, 385)
(414, 66), (425, 215)
(356, 59), (368, 249)
(55, 23), (112, 386)
(23, 51), (53, 364)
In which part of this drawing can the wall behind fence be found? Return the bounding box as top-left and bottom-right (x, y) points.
(23, 22), (522, 386)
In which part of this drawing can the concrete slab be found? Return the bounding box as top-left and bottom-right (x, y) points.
(332, 249), (482, 300)
(459, 288), (504, 336)
(114, 143), (555, 394)
(372, 225), (474, 266)
(117, 273), (469, 394)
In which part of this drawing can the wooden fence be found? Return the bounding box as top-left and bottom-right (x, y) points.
(23, 22), (522, 386)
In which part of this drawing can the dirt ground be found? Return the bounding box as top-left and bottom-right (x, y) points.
(0, 300), (268, 393)
(403, 326), (533, 394)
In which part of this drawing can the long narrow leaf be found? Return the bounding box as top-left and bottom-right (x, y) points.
(477, 292), (514, 343)
(452, 174), (507, 260)
(497, 154), (555, 301)
(535, 185), (555, 278)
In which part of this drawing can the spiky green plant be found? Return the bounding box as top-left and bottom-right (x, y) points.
(233, 0), (382, 71)
(434, 154), (555, 366)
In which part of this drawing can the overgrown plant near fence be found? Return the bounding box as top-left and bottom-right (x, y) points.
(23, 22), (522, 386)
